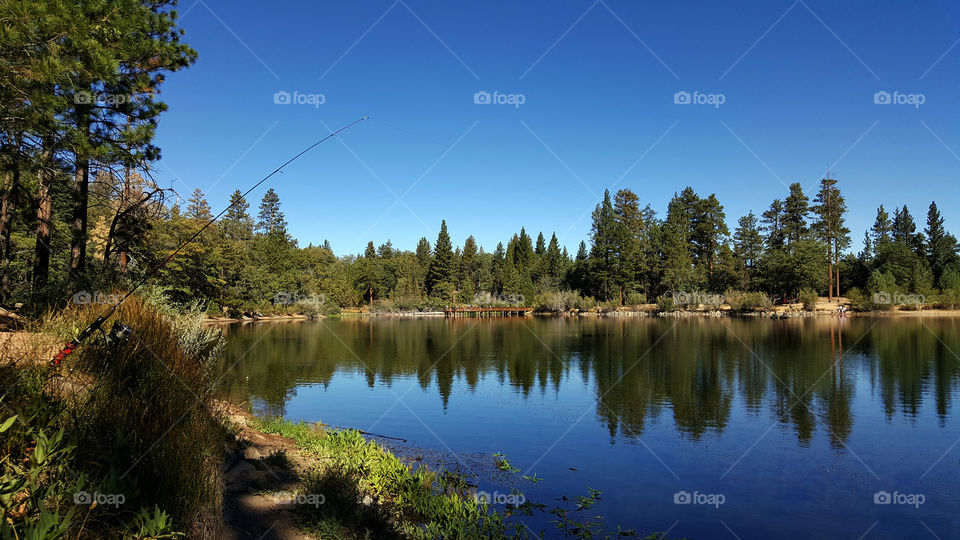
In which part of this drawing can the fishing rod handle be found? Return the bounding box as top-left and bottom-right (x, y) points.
(50, 316), (106, 366)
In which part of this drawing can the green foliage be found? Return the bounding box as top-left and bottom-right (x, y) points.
(24, 295), (226, 537)
(724, 290), (772, 311)
(656, 295), (676, 311)
(531, 290), (596, 312)
(255, 418), (679, 540)
(798, 288), (819, 311)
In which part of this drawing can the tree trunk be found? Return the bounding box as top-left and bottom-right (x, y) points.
(69, 158), (89, 279)
(32, 163), (53, 290)
(834, 241), (841, 298)
(0, 167), (18, 303)
(69, 97), (91, 281)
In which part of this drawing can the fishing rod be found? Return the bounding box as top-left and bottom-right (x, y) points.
(51, 115), (370, 366)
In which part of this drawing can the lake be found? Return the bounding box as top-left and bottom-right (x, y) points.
(216, 316), (960, 539)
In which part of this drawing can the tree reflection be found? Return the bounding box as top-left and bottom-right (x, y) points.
(215, 316), (960, 446)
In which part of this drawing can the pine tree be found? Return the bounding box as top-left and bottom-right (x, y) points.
(782, 183), (810, 246)
(460, 235), (479, 298)
(613, 188), (643, 302)
(761, 199), (785, 250)
(733, 212), (763, 289)
(812, 177), (850, 300)
(892, 205), (924, 256)
(186, 188), (212, 220)
(693, 193), (729, 278)
(426, 220), (455, 299)
(588, 190), (618, 300)
(222, 190), (253, 241)
(545, 233), (564, 287)
(925, 201), (959, 285)
(871, 205), (892, 246)
(257, 188), (287, 237)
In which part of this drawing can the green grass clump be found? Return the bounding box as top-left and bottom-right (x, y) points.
(254, 418), (518, 539)
(2, 293), (227, 538)
(255, 418), (686, 540)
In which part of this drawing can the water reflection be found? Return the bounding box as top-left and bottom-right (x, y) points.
(216, 316), (960, 448)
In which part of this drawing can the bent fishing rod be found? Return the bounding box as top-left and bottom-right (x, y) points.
(51, 115), (370, 366)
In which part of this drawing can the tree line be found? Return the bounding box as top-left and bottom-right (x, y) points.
(1, 0), (195, 309)
(2, 1), (958, 314)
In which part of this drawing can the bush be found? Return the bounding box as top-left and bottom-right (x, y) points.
(936, 289), (960, 309)
(532, 291), (595, 312)
(624, 291), (647, 306)
(847, 287), (871, 311)
(798, 288), (818, 311)
(23, 294), (228, 537)
(724, 290), (772, 311)
(656, 295), (676, 311)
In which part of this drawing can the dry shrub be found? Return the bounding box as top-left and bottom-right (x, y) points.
(45, 294), (226, 537)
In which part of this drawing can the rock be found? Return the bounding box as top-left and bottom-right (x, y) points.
(243, 446), (264, 461)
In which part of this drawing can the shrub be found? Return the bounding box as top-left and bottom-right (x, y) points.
(846, 287), (871, 311)
(532, 291), (597, 312)
(29, 294), (227, 537)
(624, 291), (647, 306)
(936, 289), (960, 309)
(656, 295), (676, 311)
(798, 288), (818, 311)
(724, 290), (772, 311)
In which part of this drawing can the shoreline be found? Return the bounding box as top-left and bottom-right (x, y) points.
(236, 308), (960, 320)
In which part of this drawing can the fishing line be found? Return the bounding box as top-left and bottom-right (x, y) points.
(51, 115), (370, 365)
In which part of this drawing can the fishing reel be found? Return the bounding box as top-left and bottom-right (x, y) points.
(104, 321), (133, 347)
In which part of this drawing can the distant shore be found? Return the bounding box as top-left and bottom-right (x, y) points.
(202, 305), (960, 322)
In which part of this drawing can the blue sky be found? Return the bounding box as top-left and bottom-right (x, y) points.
(154, 0), (959, 256)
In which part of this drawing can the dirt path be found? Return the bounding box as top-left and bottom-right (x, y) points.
(218, 403), (317, 540)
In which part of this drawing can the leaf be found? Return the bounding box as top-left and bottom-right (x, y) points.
(0, 415), (16, 433)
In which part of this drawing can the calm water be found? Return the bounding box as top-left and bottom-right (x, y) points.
(217, 316), (960, 539)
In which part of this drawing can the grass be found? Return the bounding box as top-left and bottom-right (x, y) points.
(254, 417), (684, 540)
(1, 292), (227, 538)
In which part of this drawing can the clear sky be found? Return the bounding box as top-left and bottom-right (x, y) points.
(153, 0), (960, 256)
